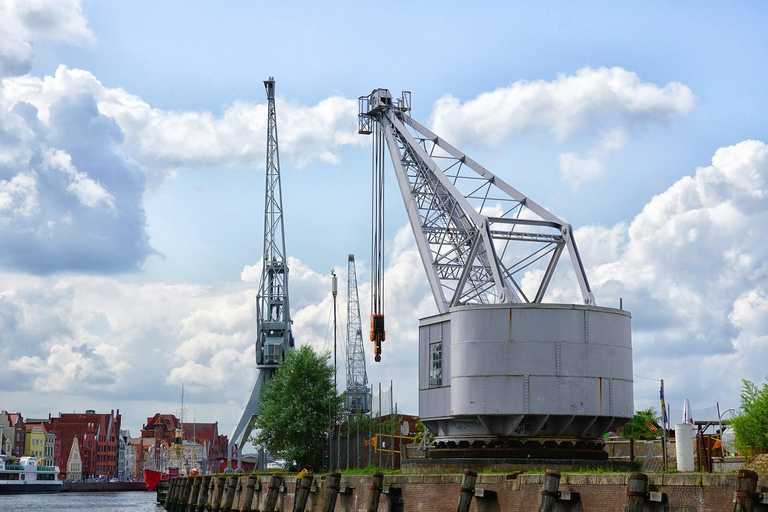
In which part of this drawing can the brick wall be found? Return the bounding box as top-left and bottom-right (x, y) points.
(167, 471), (760, 512)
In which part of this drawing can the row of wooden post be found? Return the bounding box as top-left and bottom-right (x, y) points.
(161, 469), (501, 512)
(160, 472), (384, 512)
(173, 467), (768, 512)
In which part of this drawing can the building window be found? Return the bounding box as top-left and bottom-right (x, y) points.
(429, 341), (442, 387)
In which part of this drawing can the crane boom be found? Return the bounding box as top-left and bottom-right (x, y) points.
(358, 89), (595, 314)
(229, 77), (294, 468)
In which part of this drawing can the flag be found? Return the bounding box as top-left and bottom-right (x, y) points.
(660, 383), (667, 426)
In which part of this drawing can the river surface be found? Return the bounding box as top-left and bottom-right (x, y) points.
(0, 491), (161, 511)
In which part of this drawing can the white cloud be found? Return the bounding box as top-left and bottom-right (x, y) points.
(559, 128), (627, 188)
(429, 67), (695, 187)
(568, 139), (768, 411)
(2, 66), (363, 187)
(0, 242), (432, 433)
(43, 148), (116, 209)
(0, 172), (39, 221)
(0, 0), (92, 78)
(0, 65), (362, 273)
(240, 263), (260, 282)
(0, 89), (150, 273)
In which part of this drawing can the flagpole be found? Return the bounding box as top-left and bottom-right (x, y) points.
(660, 379), (668, 471)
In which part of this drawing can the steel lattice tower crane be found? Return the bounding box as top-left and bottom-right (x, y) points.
(229, 77), (294, 468)
(358, 89), (633, 457)
(345, 255), (371, 413)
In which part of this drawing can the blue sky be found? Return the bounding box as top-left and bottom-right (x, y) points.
(1, 0), (767, 437)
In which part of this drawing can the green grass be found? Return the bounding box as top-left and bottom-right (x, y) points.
(338, 465), (401, 476)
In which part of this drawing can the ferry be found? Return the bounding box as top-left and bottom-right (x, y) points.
(0, 455), (62, 493)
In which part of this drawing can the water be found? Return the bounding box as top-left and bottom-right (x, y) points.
(0, 491), (162, 511)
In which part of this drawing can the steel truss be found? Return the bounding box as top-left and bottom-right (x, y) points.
(345, 255), (371, 413)
(358, 89), (594, 313)
(229, 77), (295, 468)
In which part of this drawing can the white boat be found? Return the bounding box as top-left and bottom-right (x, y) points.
(0, 455), (62, 493)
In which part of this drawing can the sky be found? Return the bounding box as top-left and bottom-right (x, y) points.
(1, 0), (767, 439)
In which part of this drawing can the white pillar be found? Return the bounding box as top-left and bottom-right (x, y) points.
(675, 423), (695, 471)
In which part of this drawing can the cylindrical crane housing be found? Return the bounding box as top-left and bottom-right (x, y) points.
(419, 303), (633, 445)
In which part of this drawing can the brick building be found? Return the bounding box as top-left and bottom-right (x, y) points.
(0, 411), (25, 456)
(52, 409), (122, 479)
(138, 413), (229, 474)
(182, 421), (229, 465)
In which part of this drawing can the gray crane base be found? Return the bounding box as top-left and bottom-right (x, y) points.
(418, 303), (633, 444)
(400, 457), (634, 475)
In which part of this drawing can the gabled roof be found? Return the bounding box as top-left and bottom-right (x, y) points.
(25, 423), (50, 434)
(144, 413), (180, 432)
(7, 413), (23, 427)
(181, 422), (218, 444)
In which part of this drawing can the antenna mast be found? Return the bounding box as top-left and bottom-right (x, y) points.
(229, 77), (294, 469)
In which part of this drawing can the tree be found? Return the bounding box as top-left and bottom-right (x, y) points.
(618, 407), (661, 440)
(250, 345), (342, 470)
(733, 377), (768, 457)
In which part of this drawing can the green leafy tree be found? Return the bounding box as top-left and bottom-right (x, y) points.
(618, 407), (661, 440)
(732, 377), (768, 457)
(249, 346), (342, 470)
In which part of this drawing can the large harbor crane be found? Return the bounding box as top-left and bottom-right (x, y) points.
(345, 255), (371, 413)
(359, 89), (633, 459)
(229, 77), (294, 468)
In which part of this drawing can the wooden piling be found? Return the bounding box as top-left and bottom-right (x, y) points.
(734, 469), (759, 512)
(223, 475), (239, 512)
(188, 477), (202, 512)
(211, 475), (227, 511)
(365, 472), (384, 512)
(165, 478), (178, 511)
(321, 472), (341, 512)
(293, 473), (314, 512)
(176, 478), (192, 512)
(241, 475), (259, 512)
(157, 479), (170, 505)
(196, 476), (212, 512)
(538, 470), (561, 512)
(235, 477), (243, 510)
(456, 469), (477, 512)
(625, 473), (647, 512)
(263, 474), (284, 512)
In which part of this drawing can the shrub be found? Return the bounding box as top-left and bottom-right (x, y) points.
(732, 378), (768, 457)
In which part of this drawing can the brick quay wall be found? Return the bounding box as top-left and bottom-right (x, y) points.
(160, 471), (765, 511)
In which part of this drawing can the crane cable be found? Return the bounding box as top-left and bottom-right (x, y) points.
(370, 122), (385, 362)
